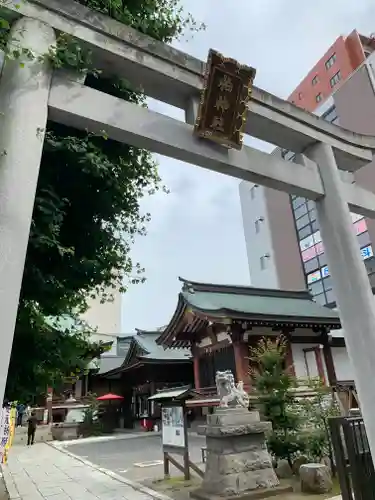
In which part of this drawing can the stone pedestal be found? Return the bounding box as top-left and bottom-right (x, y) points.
(191, 408), (292, 500)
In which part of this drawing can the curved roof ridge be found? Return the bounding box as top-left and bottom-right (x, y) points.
(179, 277), (311, 300)
(156, 292), (188, 345)
(135, 326), (167, 335)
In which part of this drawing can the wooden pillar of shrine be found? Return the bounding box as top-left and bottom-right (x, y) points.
(279, 328), (295, 376)
(320, 329), (337, 386)
(231, 326), (250, 388)
(191, 343), (200, 390)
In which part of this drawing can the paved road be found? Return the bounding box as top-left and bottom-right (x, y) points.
(66, 434), (206, 482)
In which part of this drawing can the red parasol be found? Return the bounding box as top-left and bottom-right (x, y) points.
(96, 393), (124, 401)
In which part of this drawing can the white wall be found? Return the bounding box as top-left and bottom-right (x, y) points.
(239, 181), (279, 288)
(332, 346), (354, 381)
(292, 343), (327, 381)
(292, 341), (354, 383)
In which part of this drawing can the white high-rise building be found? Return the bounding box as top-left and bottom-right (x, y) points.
(82, 287), (122, 355)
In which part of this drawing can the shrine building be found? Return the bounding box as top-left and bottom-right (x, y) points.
(96, 329), (193, 428)
(156, 278), (349, 408)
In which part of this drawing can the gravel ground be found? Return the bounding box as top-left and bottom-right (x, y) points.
(146, 476), (341, 500)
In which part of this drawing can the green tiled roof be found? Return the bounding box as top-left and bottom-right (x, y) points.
(134, 332), (191, 361)
(180, 278), (340, 323)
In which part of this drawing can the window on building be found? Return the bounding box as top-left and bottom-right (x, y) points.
(304, 257), (320, 274)
(307, 269), (321, 285)
(250, 184), (258, 199)
(255, 217), (264, 234)
(325, 53), (337, 70)
(298, 92), (303, 100)
(325, 289), (336, 305)
(298, 224), (313, 240)
(315, 93), (323, 103)
(300, 233), (315, 251)
(312, 75), (319, 86)
(330, 71), (341, 88)
(323, 276), (333, 291)
(296, 213), (310, 230)
(292, 196), (306, 209)
(307, 200), (316, 212)
(358, 231), (371, 249)
(314, 292), (328, 306)
(308, 280), (324, 296)
(294, 203), (308, 220)
(311, 219), (319, 232)
(322, 106), (338, 124)
(309, 208), (317, 222)
(260, 254), (270, 270)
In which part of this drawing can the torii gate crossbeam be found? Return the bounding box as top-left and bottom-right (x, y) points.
(1, 0), (375, 170)
(1, 3), (375, 465)
(49, 75), (375, 218)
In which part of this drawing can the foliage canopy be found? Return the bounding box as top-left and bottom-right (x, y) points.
(3, 0), (203, 401)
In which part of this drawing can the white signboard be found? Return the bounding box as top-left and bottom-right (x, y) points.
(162, 406), (185, 448)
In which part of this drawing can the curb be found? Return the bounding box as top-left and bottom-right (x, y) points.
(52, 431), (161, 447)
(1, 464), (21, 499)
(49, 442), (173, 500)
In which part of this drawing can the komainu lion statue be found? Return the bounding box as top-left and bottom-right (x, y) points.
(215, 370), (249, 408)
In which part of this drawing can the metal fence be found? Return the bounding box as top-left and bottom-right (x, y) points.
(329, 416), (375, 500)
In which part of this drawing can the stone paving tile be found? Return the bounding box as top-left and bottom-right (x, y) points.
(1, 443), (172, 500)
(35, 486), (65, 496)
(18, 495), (44, 500)
(2, 443), (342, 500)
(38, 495), (71, 500)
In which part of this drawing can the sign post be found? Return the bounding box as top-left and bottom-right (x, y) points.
(162, 402), (190, 480)
(148, 387), (204, 480)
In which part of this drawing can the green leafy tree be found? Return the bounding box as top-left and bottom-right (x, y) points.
(78, 393), (103, 438)
(4, 0), (203, 401)
(5, 305), (106, 402)
(249, 336), (306, 466)
(300, 378), (340, 463)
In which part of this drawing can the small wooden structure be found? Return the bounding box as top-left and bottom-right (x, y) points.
(333, 381), (360, 415)
(149, 386), (203, 480)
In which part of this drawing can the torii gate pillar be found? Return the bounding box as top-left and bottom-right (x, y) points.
(0, 18), (55, 407)
(306, 142), (375, 457)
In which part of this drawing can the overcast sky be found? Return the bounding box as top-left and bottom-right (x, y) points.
(121, 0), (375, 333)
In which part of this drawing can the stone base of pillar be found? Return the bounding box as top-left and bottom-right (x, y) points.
(191, 408), (292, 500)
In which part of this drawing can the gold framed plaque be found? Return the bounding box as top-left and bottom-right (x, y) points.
(194, 49), (256, 150)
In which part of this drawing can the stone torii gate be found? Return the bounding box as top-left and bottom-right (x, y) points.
(2, 0), (375, 455)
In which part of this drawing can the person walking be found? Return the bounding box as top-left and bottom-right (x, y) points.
(16, 402), (25, 427)
(27, 411), (37, 446)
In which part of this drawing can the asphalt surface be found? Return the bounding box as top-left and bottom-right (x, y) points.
(66, 434), (206, 482)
